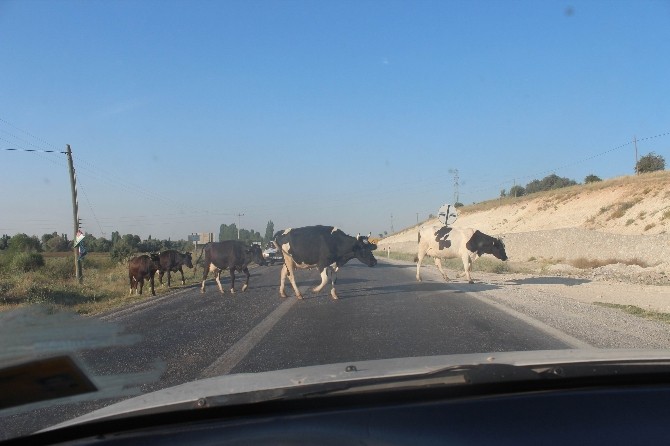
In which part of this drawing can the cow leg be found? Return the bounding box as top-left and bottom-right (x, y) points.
(158, 270), (165, 287)
(241, 267), (250, 292)
(434, 258), (450, 282)
(229, 268), (236, 294)
(149, 273), (156, 296)
(416, 248), (427, 282)
(279, 264), (289, 298)
(179, 267), (186, 285)
(285, 261), (303, 299)
(329, 266), (338, 300)
(462, 254), (474, 283)
(129, 274), (134, 295)
(167, 269), (171, 288)
(215, 270), (225, 294)
(200, 265), (208, 293)
(312, 267), (329, 294)
(138, 278), (144, 295)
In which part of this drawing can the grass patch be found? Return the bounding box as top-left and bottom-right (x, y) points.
(0, 252), (199, 315)
(607, 200), (639, 220)
(644, 223), (656, 231)
(625, 219), (635, 226)
(662, 210), (670, 221)
(569, 257), (649, 269)
(594, 302), (670, 323)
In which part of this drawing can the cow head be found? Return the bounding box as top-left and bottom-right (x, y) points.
(183, 252), (194, 268)
(149, 252), (160, 263)
(246, 244), (268, 266)
(491, 237), (508, 261)
(466, 231), (508, 261)
(354, 234), (378, 267)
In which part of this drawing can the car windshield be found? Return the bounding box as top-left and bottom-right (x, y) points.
(1, 0), (670, 441)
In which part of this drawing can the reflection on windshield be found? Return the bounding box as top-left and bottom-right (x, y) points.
(1, 0), (670, 441)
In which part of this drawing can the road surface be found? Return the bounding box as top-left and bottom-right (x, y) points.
(4, 257), (669, 439)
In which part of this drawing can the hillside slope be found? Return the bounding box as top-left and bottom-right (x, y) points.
(379, 171), (670, 266)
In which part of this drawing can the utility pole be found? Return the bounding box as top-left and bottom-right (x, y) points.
(634, 135), (639, 174)
(66, 144), (82, 283)
(237, 213), (244, 239)
(390, 214), (394, 233)
(448, 168), (460, 203)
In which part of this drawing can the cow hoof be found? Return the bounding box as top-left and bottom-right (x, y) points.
(280, 292), (287, 298)
(181, 281), (186, 285)
(242, 284), (248, 292)
(468, 280), (474, 284)
(230, 289), (236, 295)
(330, 290), (338, 300)
(296, 293), (304, 299)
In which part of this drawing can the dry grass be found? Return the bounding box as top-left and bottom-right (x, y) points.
(594, 302), (670, 324)
(459, 171), (670, 216)
(0, 252), (199, 315)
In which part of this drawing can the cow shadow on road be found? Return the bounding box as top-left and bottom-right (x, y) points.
(506, 277), (591, 286)
(372, 263), (417, 271)
(334, 280), (502, 300)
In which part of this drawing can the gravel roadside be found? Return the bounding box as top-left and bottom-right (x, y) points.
(383, 257), (670, 350)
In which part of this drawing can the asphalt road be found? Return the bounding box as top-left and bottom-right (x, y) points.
(4, 258), (573, 439)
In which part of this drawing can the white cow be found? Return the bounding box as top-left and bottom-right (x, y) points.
(416, 226), (507, 283)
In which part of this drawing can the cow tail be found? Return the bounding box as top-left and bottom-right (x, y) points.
(194, 244), (207, 275)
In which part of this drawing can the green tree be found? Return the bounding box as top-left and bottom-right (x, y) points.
(526, 174), (577, 194)
(0, 234), (9, 250)
(264, 220), (275, 243)
(219, 223), (238, 241)
(45, 235), (69, 252)
(636, 152), (665, 174)
(8, 233), (42, 253)
(110, 239), (137, 263)
(509, 185), (526, 197)
(584, 174), (602, 183)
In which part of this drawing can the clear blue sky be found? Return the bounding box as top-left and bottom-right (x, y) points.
(1, 0), (669, 240)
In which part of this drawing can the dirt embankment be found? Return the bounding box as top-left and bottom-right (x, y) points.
(379, 171), (670, 266)
(377, 172), (670, 312)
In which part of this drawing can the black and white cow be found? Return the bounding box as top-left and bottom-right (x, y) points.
(196, 241), (267, 294)
(272, 225), (378, 300)
(157, 250), (193, 287)
(416, 226), (507, 284)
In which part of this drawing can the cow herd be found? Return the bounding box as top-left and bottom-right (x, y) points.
(127, 224), (508, 299)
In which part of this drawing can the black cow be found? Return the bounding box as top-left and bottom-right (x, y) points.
(128, 253), (160, 296)
(196, 241), (267, 294)
(157, 250), (193, 287)
(272, 225), (378, 300)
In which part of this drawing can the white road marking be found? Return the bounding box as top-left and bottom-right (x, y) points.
(200, 297), (298, 378)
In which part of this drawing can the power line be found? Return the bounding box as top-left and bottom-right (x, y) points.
(0, 116), (59, 151)
(0, 147), (66, 153)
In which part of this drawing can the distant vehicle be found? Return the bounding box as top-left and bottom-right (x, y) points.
(262, 242), (283, 265)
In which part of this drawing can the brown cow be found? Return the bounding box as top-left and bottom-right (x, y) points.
(128, 253), (160, 296)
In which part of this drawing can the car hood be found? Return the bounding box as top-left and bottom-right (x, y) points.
(43, 348), (670, 431)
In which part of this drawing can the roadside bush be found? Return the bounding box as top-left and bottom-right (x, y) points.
(11, 252), (45, 272)
(45, 257), (74, 280)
